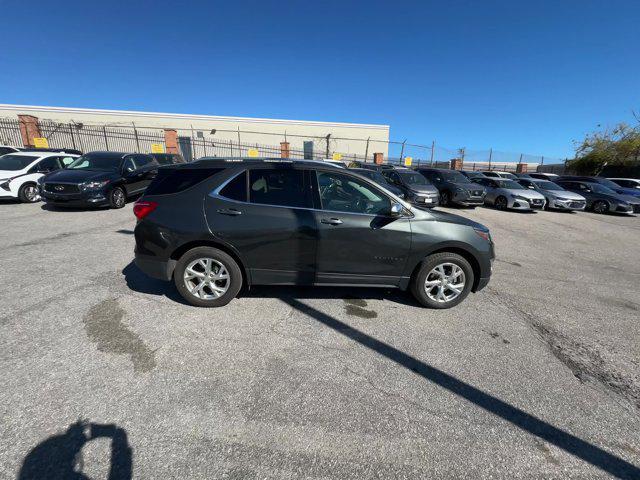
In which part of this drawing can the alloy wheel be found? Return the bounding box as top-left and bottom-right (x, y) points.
(113, 189), (125, 208)
(593, 200), (607, 214)
(183, 258), (230, 300)
(424, 263), (466, 303)
(24, 185), (40, 202)
(495, 196), (507, 210)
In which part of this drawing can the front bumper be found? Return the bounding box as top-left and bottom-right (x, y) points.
(614, 203), (636, 214)
(508, 198), (545, 210)
(410, 194), (439, 208)
(550, 199), (586, 211)
(41, 188), (110, 207)
(453, 189), (485, 206)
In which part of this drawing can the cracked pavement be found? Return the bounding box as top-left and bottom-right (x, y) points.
(0, 200), (639, 479)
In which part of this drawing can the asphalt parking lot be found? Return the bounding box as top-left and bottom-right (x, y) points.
(1, 201), (639, 479)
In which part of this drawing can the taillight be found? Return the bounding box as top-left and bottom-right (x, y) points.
(133, 200), (158, 220)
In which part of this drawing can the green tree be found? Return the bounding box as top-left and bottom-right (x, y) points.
(570, 117), (640, 174)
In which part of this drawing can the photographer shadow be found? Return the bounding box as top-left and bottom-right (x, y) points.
(18, 420), (132, 480)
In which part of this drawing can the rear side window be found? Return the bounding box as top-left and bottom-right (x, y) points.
(249, 169), (310, 208)
(145, 168), (223, 195)
(219, 171), (247, 202)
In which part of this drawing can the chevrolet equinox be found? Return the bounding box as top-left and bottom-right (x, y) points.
(133, 159), (494, 309)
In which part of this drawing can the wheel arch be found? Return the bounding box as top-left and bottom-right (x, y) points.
(408, 245), (483, 292)
(169, 239), (250, 287)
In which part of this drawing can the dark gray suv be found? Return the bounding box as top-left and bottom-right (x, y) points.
(133, 159), (494, 309)
(417, 168), (486, 207)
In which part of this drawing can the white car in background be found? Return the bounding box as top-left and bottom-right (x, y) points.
(0, 151), (79, 202)
(608, 178), (640, 190)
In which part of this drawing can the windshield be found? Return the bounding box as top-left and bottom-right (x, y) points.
(398, 171), (429, 185)
(535, 181), (564, 191)
(595, 178), (624, 189)
(67, 153), (121, 171)
(0, 154), (38, 171)
(590, 183), (616, 194)
(497, 179), (525, 190)
(441, 170), (468, 182)
(360, 171), (388, 184)
(462, 171), (484, 179)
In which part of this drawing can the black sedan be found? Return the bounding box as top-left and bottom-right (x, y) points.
(349, 168), (405, 198)
(40, 151), (159, 209)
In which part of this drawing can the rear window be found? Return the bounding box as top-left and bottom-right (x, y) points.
(145, 168), (223, 195)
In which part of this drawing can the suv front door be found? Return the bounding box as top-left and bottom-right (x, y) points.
(310, 169), (411, 286)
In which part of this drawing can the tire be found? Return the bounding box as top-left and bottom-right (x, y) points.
(494, 196), (508, 210)
(18, 183), (40, 203)
(592, 200), (609, 214)
(109, 187), (127, 209)
(174, 247), (243, 307)
(410, 252), (474, 309)
(440, 191), (451, 207)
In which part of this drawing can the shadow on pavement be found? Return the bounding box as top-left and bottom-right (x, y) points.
(18, 420), (133, 480)
(121, 262), (189, 305)
(283, 297), (640, 479)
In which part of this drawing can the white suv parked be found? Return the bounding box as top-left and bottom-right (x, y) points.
(0, 151), (80, 203)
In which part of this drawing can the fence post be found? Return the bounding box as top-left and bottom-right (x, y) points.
(68, 123), (77, 150)
(399, 140), (406, 162)
(325, 134), (331, 158)
(488, 148), (492, 170)
(164, 129), (178, 154)
(364, 137), (370, 163)
(132, 123), (141, 152)
(102, 126), (109, 150)
(17, 115), (41, 147)
(430, 140), (435, 166)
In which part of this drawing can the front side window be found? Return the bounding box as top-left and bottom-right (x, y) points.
(122, 157), (137, 172)
(317, 171), (391, 215)
(249, 169), (310, 208)
(60, 156), (76, 167)
(397, 171), (429, 185)
(134, 155), (155, 168)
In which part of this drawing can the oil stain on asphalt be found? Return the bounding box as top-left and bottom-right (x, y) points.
(344, 298), (378, 319)
(83, 298), (156, 373)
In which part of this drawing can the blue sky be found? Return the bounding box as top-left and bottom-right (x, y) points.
(1, 0), (639, 159)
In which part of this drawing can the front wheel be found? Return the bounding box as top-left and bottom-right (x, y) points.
(411, 252), (474, 309)
(440, 191), (451, 206)
(494, 196), (508, 210)
(109, 187), (127, 209)
(174, 247), (243, 307)
(18, 183), (40, 203)
(592, 200), (609, 214)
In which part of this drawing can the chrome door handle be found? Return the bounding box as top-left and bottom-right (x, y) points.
(217, 208), (242, 216)
(321, 218), (343, 225)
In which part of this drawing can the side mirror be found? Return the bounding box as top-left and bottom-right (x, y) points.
(390, 203), (403, 216)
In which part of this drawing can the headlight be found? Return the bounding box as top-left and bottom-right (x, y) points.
(80, 180), (109, 190)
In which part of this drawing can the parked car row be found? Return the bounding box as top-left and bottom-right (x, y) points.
(345, 162), (640, 215)
(0, 149), (184, 206)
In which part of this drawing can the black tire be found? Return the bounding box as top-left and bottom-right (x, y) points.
(18, 183), (40, 203)
(440, 191), (451, 207)
(592, 200), (609, 214)
(109, 187), (127, 209)
(494, 196), (508, 210)
(174, 247), (243, 307)
(410, 252), (474, 309)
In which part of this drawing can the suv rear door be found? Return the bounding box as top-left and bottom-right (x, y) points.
(206, 166), (317, 285)
(309, 169), (411, 286)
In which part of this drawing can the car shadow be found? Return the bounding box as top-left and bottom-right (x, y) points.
(240, 284), (423, 308)
(122, 261), (421, 308)
(18, 420), (133, 480)
(122, 262), (190, 306)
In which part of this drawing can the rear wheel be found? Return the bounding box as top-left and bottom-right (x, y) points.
(592, 200), (609, 214)
(411, 252), (474, 309)
(109, 187), (126, 209)
(174, 247), (243, 307)
(494, 196), (508, 210)
(18, 183), (40, 203)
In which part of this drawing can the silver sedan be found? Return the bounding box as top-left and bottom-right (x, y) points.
(472, 177), (546, 210)
(517, 178), (586, 211)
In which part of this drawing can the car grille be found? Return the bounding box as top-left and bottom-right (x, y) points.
(569, 201), (585, 208)
(530, 199), (544, 206)
(471, 190), (484, 197)
(44, 183), (80, 193)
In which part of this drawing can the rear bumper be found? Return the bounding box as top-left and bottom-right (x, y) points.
(134, 253), (175, 281)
